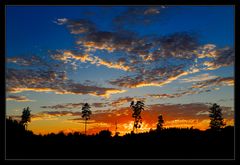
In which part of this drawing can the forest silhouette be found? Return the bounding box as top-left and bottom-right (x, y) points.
(6, 102), (234, 159)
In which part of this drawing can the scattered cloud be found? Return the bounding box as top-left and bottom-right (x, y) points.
(55, 17), (234, 90)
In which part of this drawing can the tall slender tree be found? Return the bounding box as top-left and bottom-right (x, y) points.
(209, 103), (225, 130)
(157, 114), (164, 131)
(81, 103), (92, 135)
(130, 101), (144, 133)
(20, 107), (31, 130)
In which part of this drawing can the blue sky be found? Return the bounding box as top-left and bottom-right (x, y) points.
(6, 6), (234, 134)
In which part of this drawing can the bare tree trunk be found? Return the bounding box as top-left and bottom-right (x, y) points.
(85, 119), (87, 135)
(24, 123), (28, 131)
(132, 118), (136, 133)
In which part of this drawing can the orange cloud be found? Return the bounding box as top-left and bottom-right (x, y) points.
(51, 50), (131, 71)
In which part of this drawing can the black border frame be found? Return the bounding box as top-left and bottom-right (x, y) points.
(1, 0), (239, 164)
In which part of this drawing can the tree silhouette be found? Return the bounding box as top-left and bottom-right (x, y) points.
(20, 107), (31, 130)
(130, 100), (144, 133)
(157, 114), (164, 131)
(209, 103), (225, 130)
(81, 103), (92, 135)
(98, 130), (112, 138)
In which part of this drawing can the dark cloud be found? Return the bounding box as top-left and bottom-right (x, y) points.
(76, 30), (141, 54)
(156, 32), (199, 59)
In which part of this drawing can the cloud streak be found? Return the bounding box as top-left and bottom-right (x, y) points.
(180, 73), (218, 83)
(6, 68), (126, 97)
(147, 76), (233, 100)
(191, 77), (234, 89)
(6, 95), (34, 102)
(41, 102), (108, 109)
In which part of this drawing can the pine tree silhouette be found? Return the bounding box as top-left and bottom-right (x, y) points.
(157, 114), (164, 131)
(81, 103), (92, 135)
(20, 107), (31, 130)
(209, 103), (225, 130)
(130, 100), (144, 133)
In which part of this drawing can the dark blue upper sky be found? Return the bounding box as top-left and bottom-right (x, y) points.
(6, 6), (234, 57)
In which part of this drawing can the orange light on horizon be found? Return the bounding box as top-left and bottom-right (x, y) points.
(27, 117), (234, 136)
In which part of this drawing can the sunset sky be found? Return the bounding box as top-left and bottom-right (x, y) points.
(6, 6), (234, 135)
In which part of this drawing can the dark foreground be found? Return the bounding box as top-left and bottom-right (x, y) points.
(6, 119), (234, 159)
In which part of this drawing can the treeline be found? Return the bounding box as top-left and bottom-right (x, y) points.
(6, 118), (234, 159)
